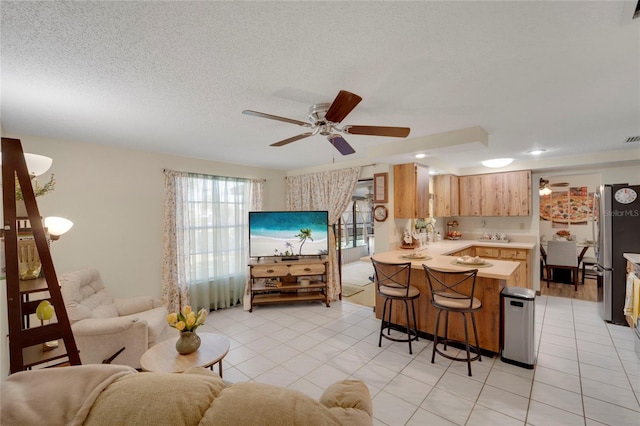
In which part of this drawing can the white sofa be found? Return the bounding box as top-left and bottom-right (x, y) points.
(59, 267), (176, 369)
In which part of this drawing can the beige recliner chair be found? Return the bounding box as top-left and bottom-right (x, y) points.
(60, 267), (176, 369)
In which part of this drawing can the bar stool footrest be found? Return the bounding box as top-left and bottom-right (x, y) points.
(380, 325), (419, 343)
(434, 339), (481, 362)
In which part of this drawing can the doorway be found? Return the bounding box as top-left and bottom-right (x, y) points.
(339, 179), (376, 307)
(538, 172), (600, 301)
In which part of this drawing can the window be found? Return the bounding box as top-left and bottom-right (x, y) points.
(185, 175), (251, 284)
(162, 170), (263, 311)
(340, 180), (373, 249)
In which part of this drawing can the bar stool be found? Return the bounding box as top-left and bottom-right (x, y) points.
(371, 259), (420, 354)
(423, 265), (481, 376)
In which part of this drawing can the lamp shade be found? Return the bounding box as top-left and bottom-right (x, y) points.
(539, 178), (552, 196)
(539, 187), (552, 196)
(44, 216), (73, 239)
(0, 152), (52, 176)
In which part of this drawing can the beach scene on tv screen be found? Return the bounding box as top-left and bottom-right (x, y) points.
(250, 211), (329, 257)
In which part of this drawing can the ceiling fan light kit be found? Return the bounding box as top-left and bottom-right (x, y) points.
(242, 90), (410, 155)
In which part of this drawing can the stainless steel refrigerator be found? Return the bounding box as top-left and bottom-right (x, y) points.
(594, 184), (640, 324)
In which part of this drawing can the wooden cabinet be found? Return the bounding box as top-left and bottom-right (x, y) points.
(248, 259), (329, 311)
(458, 170), (531, 217)
(432, 174), (459, 217)
(393, 163), (430, 218)
(501, 171), (531, 216)
(449, 245), (532, 289)
(458, 175), (483, 216)
(448, 247), (476, 258)
(475, 246), (531, 289)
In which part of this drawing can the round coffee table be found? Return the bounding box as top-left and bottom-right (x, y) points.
(140, 332), (230, 377)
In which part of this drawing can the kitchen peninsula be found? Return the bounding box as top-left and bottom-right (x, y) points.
(371, 239), (534, 353)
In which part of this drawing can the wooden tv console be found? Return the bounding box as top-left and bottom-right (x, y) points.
(248, 258), (329, 312)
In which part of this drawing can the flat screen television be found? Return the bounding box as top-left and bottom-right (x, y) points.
(249, 211), (329, 259)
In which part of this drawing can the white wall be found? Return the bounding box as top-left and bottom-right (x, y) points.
(5, 134), (287, 299)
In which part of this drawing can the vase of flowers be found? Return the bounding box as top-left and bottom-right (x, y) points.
(167, 305), (208, 355)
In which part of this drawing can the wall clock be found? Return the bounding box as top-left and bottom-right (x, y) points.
(374, 205), (388, 222)
(614, 187), (637, 204)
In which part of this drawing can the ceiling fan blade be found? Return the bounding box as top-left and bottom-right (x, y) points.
(343, 125), (411, 138)
(327, 134), (356, 155)
(324, 90), (363, 123)
(270, 132), (313, 147)
(242, 110), (311, 127)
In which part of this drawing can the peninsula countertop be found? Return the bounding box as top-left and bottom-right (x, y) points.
(370, 240), (528, 353)
(371, 246), (521, 281)
(422, 239), (536, 253)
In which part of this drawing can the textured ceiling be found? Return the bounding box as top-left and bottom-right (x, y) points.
(1, 1), (639, 173)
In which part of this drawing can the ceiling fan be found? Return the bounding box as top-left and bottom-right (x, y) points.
(242, 90), (410, 155)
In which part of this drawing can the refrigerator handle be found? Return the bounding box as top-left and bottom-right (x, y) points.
(594, 263), (605, 276)
(592, 191), (600, 260)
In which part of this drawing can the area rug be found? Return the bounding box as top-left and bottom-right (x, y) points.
(343, 283), (375, 308)
(341, 261), (374, 287)
(342, 285), (364, 297)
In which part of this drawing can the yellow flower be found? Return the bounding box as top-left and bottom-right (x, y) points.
(186, 314), (196, 327)
(175, 321), (186, 331)
(167, 313), (178, 324)
(182, 305), (193, 315)
(196, 308), (208, 325)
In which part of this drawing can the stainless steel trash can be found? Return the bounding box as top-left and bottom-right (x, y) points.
(501, 286), (536, 369)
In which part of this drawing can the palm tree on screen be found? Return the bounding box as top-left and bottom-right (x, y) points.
(295, 228), (313, 255)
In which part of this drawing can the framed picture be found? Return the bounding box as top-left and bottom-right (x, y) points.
(373, 173), (388, 203)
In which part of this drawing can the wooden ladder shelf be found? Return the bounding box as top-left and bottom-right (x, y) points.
(2, 137), (81, 373)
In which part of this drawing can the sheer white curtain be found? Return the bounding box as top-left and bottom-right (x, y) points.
(162, 170), (264, 312)
(286, 167), (360, 300)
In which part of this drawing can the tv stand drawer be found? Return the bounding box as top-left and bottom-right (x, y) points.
(289, 263), (325, 276)
(251, 265), (289, 278)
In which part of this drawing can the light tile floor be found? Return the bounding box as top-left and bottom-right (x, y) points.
(201, 295), (639, 425)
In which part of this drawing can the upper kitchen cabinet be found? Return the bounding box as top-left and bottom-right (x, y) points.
(394, 163), (430, 218)
(458, 174), (483, 216)
(501, 170), (531, 216)
(433, 174), (459, 217)
(459, 170), (531, 217)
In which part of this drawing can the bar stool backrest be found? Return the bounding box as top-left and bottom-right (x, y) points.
(371, 259), (412, 297)
(423, 266), (479, 310)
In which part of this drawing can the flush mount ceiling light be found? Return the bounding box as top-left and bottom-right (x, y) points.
(415, 153), (427, 159)
(527, 149), (546, 156)
(481, 158), (513, 168)
(539, 178), (552, 196)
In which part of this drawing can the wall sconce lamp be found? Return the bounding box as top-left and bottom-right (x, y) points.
(44, 216), (74, 240)
(539, 178), (552, 196)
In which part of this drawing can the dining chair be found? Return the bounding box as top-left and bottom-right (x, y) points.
(371, 259), (420, 354)
(581, 256), (598, 284)
(546, 240), (579, 290)
(540, 244), (547, 280)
